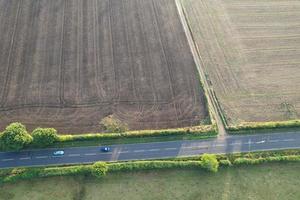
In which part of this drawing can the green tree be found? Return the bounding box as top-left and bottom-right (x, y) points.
(32, 128), (58, 147)
(92, 162), (108, 178)
(201, 154), (219, 173)
(0, 123), (32, 151)
(100, 115), (128, 133)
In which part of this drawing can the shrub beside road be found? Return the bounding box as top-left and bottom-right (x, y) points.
(0, 123), (217, 151)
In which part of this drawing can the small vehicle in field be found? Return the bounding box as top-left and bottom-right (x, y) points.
(53, 150), (64, 156)
(100, 147), (111, 152)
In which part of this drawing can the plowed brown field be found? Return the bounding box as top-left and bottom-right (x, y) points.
(181, 0), (300, 125)
(0, 0), (208, 133)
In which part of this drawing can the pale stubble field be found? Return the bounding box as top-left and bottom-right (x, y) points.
(181, 0), (300, 126)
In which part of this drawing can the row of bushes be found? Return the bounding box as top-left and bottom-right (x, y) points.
(0, 122), (217, 151)
(228, 120), (300, 133)
(2, 152), (300, 184)
(58, 125), (216, 142)
(0, 123), (58, 151)
(0, 162), (107, 184)
(0, 154), (219, 184)
(232, 155), (300, 165)
(108, 160), (201, 172)
(108, 154), (219, 173)
(171, 149), (300, 163)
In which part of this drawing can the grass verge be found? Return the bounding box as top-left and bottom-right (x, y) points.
(1, 162), (300, 200)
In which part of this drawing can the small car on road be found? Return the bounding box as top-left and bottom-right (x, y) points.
(53, 150), (64, 156)
(100, 147), (111, 152)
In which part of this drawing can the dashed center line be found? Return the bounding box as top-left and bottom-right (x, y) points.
(182, 146), (192, 149)
(148, 149), (160, 152)
(85, 153), (97, 156)
(183, 146), (209, 149)
(134, 150), (145, 153)
(69, 154), (80, 157)
(283, 139), (295, 142)
(230, 143), (242, 146)
(2, 158), (14, 161)
(164, 148), (177, 151)
(269, 140), (279, 143)
(36, 156), (48, 159)
(20, 157), (31, 160)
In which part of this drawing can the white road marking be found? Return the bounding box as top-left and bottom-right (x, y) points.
(283, 139), (295, 142)
(148, 149), (160, 152)
(134, 150), (145, 153)
(256, 140), (266, 144)
(20, 157), (31, 160)
(36, 156), (48, 159)
(2, 158), (14, 161)
(85, 153), (97, 156)
(269, 140), (279, 143)
(183, 146), (209, 149)
(69, 154), (80, 157)
(164, 148), (177, 151)
(230, 143), (242, 146)
(182, 146), (193, 149)
(99, 152), (113, 155)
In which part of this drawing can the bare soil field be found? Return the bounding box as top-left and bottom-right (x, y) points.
(181, 0), (300, 126)
(0, 0), (209, 133)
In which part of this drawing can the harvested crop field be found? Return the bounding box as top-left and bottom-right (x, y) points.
(0, 0), (209, 133)
(181, 0), (300, 125)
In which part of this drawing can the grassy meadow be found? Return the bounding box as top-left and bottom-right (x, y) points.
(1, 162), (300, 200)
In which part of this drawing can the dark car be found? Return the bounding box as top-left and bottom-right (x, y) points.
(100, 147), (111, 152)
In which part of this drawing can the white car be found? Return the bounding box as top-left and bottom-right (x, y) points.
(53, 150), (64, 156)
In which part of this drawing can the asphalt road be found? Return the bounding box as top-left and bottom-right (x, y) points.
(1, 131), (300, 168)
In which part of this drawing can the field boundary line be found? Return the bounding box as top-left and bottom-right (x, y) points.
(175, 0), (226, 135)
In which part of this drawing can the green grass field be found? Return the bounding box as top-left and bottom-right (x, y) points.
(1, 162), (300, 200)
